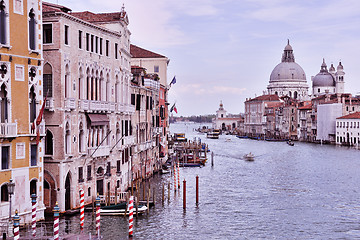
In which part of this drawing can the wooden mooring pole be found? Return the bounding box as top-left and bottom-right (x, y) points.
(183, 179), (186, 209)
(162, 183), (165, 203)
(211, 151), (214, 166)
(168, 182), (170, 201)
(196, 175), (199, 205)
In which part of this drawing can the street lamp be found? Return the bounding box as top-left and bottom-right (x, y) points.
(7, 179), (15, 237)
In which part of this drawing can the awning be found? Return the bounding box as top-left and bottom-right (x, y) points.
(87, 113), (109, 126)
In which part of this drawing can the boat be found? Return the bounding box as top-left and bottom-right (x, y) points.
(207, 132), (219, 139)
(243, 152), (255, 161)
(179, 162), (201, 167)
(236, 135), (248, 139)
(100, 202), (148, 215)
(173, 133), (187, 142)
(287, 140), (294, 146)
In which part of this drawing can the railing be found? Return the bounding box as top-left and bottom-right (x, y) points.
(99, 191), (129, 204)
(29, 122), (45, 136)
(45, 98), (54, 110)
(79, 99), (116, 112)
(64, 98), (76, 110)
(88, 145), (110, 158)
(144, 78), (160, 91)
(123, 135), (135, 146)
(0, 122), (17, 138)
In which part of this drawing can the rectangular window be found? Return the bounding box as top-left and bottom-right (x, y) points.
(115, 43), (118, 59)
(78, 167), (84, 183)
(91, 35), (94, 52)
(30, 144), (37, 166)
(106, 40), (109, 56)
(64, 25), (69, 45)
(131, 94), (135, 105)
(43, 24), (52, 44)
(129, 121), (132, 136)
(86, 33), (89, 51)
(117, 160), (120, 173)
(146, 96), (149, 109)
(87, 165), (92, 180)
(1, 146), (9, 170)
(106, 162), (111, 176)
(150, 97), (153, 109)
(95, 36), (98, 53)
(99, 38), (103, 55)
(136, 94), (141, 111)
(154, 66), (159, 73)
(78, 30), (82, 49)
(125, 120), (129, 136)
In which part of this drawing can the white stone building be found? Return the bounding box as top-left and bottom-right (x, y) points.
(316, 103), (343, 143)
(336, 112), (360, 146)
(42, 2), (134, 212)
(267, 40), (309, 101)
(213, 102), (243, 132)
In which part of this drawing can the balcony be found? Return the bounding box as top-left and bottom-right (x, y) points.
(0, 122), (17, 138)
(144, 79), (160, 91)
(88, 145), (110, 158)
(138, 141), (154, 152)
(65, 98), (76, 110)
(123, 135), (135, 146)
(45, 98), (54, 111)
(79, 100), (113, 112)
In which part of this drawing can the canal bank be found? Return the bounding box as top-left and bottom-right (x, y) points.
(24, 122), (360, 239)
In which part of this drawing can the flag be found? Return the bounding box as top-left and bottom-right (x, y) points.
(174, 106), (178, 114)
(170, 103), (175, 112)
(36, 128), (40, 145)
(169, 76), (176, 86)
(36, 96), (46, 126)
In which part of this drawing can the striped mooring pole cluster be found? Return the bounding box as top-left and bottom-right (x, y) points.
(13, 210), (20, 240)
(80, 189), (85, 231)
(173, 163), (177, 191)
(96, 194), (101, 238)
(31, 193), (37, 237)
(129, 196), (134, 237)
(53, 202), (60, 240)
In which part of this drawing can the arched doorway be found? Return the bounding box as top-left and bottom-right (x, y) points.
(221, 123), (226, 130)
(44, 170), (57, 212)
(65, 172), (71, 210)
(347, 133), (350, 145)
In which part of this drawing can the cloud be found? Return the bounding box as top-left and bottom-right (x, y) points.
(175, 83), (246, 96)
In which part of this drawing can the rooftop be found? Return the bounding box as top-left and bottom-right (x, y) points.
(337, 112), (360, 119)
(130, 44), (166, 58)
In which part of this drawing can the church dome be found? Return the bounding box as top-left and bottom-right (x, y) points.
(312, 59), (335, 87)
(270, 62), (306, 81)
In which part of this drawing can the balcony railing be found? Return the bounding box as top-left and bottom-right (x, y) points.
(88, 145), (110, 158)
(65, 98), (76, 110)
(29, 122), (45, 136)
(123, 135), (135, 146)
(45, 98), (54, 111)
(0, 122), (17, 138)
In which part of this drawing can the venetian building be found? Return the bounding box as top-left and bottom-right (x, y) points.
(0, 0), (45, 224)
(312, 59), (345, 97)
(267, 40), (309, 101)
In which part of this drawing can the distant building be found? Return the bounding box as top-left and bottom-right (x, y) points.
(213, 101), (243, 133)
(336, 112), (360, 146)
(267, 40), (309, 101)
(130, 45), (170, 164)
(311, 60), (345, 97)
(316, 103), (343, 143)
(244, 95), (281, 136)
(298, 102), (312, 141)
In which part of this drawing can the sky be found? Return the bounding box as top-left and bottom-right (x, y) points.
(47, 0), (360, 116)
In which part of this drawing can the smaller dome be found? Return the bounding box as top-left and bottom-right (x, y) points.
(312, 72), (335, 87)
(337, 62), (343, 71)
(284, 39), (292, 51)
(329, 64), (335, 72)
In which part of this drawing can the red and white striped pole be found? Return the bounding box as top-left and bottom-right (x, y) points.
(53, 202), (60, 240)
(79, 189), (85, 231)
(129, 196), (134, 237)
(31, 193), (37, 237)
(173, 163), (177, 192)
(96, 194), (101, 238)
(13, 209), (20, 240)
(177, 162), (180, 189)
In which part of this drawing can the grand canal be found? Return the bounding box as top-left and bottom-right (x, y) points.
(51, 122), (360, 239)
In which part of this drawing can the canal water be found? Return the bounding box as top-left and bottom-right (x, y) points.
(47, 122), (360, 239)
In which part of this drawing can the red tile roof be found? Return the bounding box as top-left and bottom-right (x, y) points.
(298, 103), (312, 110)
(70, 11), (127, 23)
(43, 2), (71, 13)
(246, 94), (280, 102)
(130, 44), (166, 58)
(337, 112), (360, 119)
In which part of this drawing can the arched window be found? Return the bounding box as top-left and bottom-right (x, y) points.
(106, 73), (110, 101)
(29, 86), (36, 124)
(115, 75), (119, 103)
(1, 184), (8, 201)
(294, 91), (298, 99)
(30, 179), (37, 195)
(78, 67), (83, 99)
(65, 64), (70, 98)
(79, 122), (84, 152)
(95, 70), (98, 101)
(0, 1), (6, 45)
(86, 68), (90, 100)
(45, 130), (53, 155)
(289, 91), (292, 98)
(116, 123), (120, 146)
(29, 9), (36, 50)
(0, 83), (8, 123)
(275, 91), (278, 96)
(43, 63), (53, 97)
(99, 71), (103, 101)
(65, 122), (71, 154)
(91, 69), (95, 100)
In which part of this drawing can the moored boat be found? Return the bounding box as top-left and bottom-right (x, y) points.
(100, 202), (148, 216)
(207, 132), (219, 139)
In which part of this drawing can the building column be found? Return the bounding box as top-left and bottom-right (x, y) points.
(58, 162), (66, 211)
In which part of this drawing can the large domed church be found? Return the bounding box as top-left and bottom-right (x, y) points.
(267, 40), (309, 101)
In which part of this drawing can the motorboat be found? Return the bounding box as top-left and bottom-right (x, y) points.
(243, 152), (255, 161)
